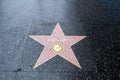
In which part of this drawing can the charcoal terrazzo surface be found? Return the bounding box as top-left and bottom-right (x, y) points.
(0, 0), (119, 80)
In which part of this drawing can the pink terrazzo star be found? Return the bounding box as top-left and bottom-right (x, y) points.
(29, 23), (86, 69)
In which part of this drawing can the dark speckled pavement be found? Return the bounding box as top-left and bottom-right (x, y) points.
(0, 0), (119, 80)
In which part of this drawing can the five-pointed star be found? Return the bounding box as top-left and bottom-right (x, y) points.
(29, 23), (86, 69)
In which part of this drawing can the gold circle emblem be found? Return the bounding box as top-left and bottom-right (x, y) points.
(53, 44), (63, 53)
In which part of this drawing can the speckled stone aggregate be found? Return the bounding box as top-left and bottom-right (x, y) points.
(0, 0), (119, 80)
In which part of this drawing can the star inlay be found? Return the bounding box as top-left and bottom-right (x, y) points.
(29, 23), (86, 69)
